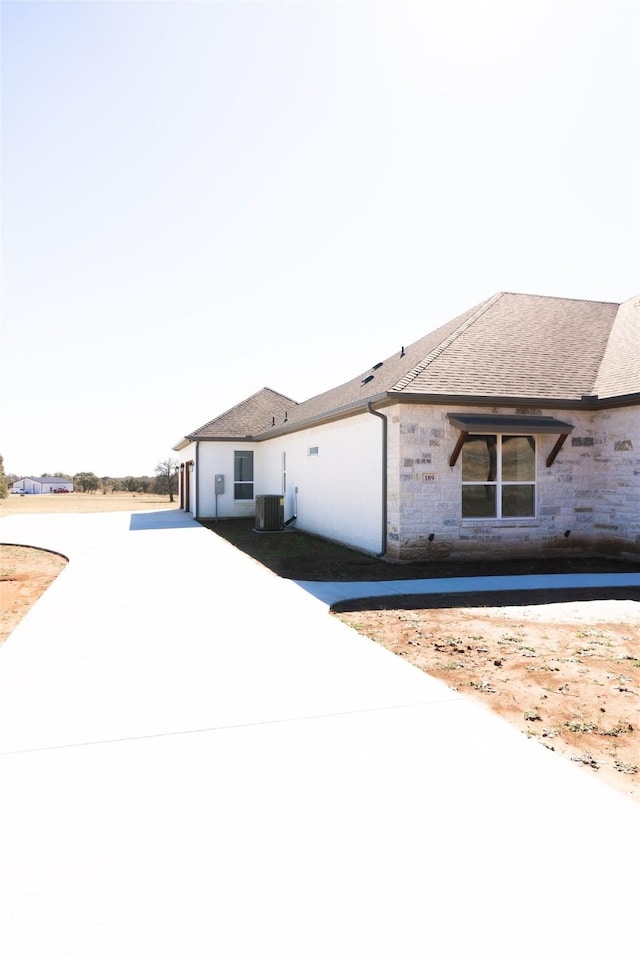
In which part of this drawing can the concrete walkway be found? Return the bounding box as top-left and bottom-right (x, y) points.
(1, 510), (638, 959)
(294, 571), (640, 606)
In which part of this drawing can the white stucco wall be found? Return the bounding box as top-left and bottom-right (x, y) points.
(386, 402), (640, 561)
(260, 412), (385, 555)
(177, 440), (258, 518)
(177, 415), (384, 553)
(196, 441), (258, 519)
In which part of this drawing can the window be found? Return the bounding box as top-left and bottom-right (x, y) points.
(234, 451), (254, 500)
(461, 434), (535, 518)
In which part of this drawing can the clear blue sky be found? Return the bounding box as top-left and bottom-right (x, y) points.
(2, 0), (638, 478)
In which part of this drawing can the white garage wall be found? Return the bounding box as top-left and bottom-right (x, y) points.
(260, 412), (385, 555)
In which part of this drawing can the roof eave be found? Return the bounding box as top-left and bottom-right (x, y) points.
(173, 438), (192, 451)
(255, 392), (392, 439)
(392, 391), (640, 410)
(184, 433), (258, 443)
(175, 389), (640, 451)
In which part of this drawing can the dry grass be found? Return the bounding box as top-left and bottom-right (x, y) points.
(0, 492), (175, 517)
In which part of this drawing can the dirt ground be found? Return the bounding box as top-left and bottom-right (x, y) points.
(0, 545), (68, 643)
(338, 600), (639, 802)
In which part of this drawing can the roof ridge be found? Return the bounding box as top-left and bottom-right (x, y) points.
(390, 292), (504, 393)
(501, 291), (620, 307)
(261, 385), (298, 403)
(192, 387), (297, 434)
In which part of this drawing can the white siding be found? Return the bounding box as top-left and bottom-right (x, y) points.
(260, 412), (385, 555)
(179, 440), (258, 518)
(197, 442), (258, 519)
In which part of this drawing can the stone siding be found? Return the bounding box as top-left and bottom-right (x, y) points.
(386, 402), (640, 561)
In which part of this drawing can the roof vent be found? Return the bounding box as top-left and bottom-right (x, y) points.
(372, 362), (383, 370)
(361, 374), (374, 385)
(284, 411), (288, 422)
(400, 346), (405, 357)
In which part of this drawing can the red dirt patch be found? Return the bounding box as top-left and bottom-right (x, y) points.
(337, 600), (640, 801)
(1, 545), (68, 643)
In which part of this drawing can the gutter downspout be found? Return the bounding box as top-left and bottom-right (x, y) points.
(366, 402), (387, 557)
(195, 440), (200, 520)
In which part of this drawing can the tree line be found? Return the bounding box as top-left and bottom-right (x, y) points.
(0, 457), (178, 501)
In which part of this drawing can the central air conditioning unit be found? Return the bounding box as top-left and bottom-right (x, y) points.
(254, 494), (284, 532)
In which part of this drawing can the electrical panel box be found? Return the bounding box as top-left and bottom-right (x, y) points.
(215, 474), (225, 494)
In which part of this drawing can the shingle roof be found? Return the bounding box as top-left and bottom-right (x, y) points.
(593, 295), (640, 399)
(276, 295), (495, 429)
(185, 387), (297, 440)
(394, 292), (621, 400)
(177, 292), (639, 447)
(271, 292), (636, 433)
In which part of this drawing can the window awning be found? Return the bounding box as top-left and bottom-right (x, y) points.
(447, 414), (575, 468)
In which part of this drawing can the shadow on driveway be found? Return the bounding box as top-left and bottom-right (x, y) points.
(129, 510), (196, 531)
(332, 585), (640, 613)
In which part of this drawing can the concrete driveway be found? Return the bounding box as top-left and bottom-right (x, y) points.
(1, 510), (638, 959)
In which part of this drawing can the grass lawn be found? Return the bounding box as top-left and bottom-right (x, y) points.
(200, 517), (640, 582)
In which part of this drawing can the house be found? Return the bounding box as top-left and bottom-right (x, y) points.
(11, 477), (74, 494)
(174, 292), (640, 561)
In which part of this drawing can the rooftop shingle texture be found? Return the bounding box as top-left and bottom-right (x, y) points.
(182, 292), (638, 445)
(593, 295), (640, 399)
(270, 292), (632, 432)
(397, 293), (620, 400)
(188, 387), (297, 439)
(278, 296), (497, 428)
